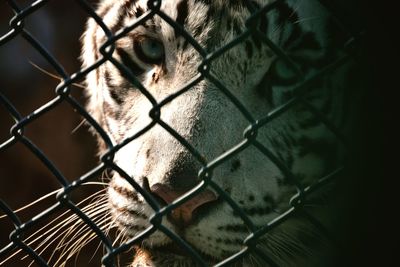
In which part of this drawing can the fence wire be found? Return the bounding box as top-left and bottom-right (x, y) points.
(0, 0), (364, 266)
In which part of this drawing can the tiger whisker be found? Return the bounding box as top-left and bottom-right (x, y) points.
(52, 202), (109, 252)
(89, 219), (117, 263)
(54, 230), (99, 266)
(0, 189), (61, 220)
(0, 182), (107, 220)
(1, 186), (108, 265)
(48, 208), (110, 266)
(29, 61), (86, 89)
(24, 202), (108, 266)
(22, 189), (106, 248)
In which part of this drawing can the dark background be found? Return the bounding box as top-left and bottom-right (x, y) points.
(0, 0), (398, 266)
(0, 1), (102, 266)
(343, 1), (399, 267)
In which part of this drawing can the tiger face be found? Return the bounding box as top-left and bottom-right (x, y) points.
(82, 0), (339, 265)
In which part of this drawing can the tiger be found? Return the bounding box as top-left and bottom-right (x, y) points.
(80, 0), (354, 266)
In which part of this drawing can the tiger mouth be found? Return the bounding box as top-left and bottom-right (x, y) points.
(149, 242), (216, 263)
(155, 242), (195, 257)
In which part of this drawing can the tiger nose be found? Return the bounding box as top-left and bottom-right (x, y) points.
(150, 183), (218, 227)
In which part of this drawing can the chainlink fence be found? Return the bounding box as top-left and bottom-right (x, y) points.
(0, 0), (365, 266)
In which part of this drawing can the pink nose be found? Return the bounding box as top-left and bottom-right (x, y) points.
(150, 183), (218, 226)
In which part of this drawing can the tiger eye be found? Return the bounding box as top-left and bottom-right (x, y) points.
(134, 37), (165, 65)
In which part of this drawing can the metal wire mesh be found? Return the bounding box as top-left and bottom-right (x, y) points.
(0, 0), (364, 266)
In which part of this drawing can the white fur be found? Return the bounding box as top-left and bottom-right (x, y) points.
(81, 0), (337, 266)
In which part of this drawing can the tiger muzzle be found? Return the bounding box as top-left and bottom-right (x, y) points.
(150, 183), (218, 227)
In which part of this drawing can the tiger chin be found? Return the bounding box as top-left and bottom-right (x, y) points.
(81, 0), (347, 266)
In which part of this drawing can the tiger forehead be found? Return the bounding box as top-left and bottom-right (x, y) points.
(119, 0), (255, 38)
(124, 0), (253, 18)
